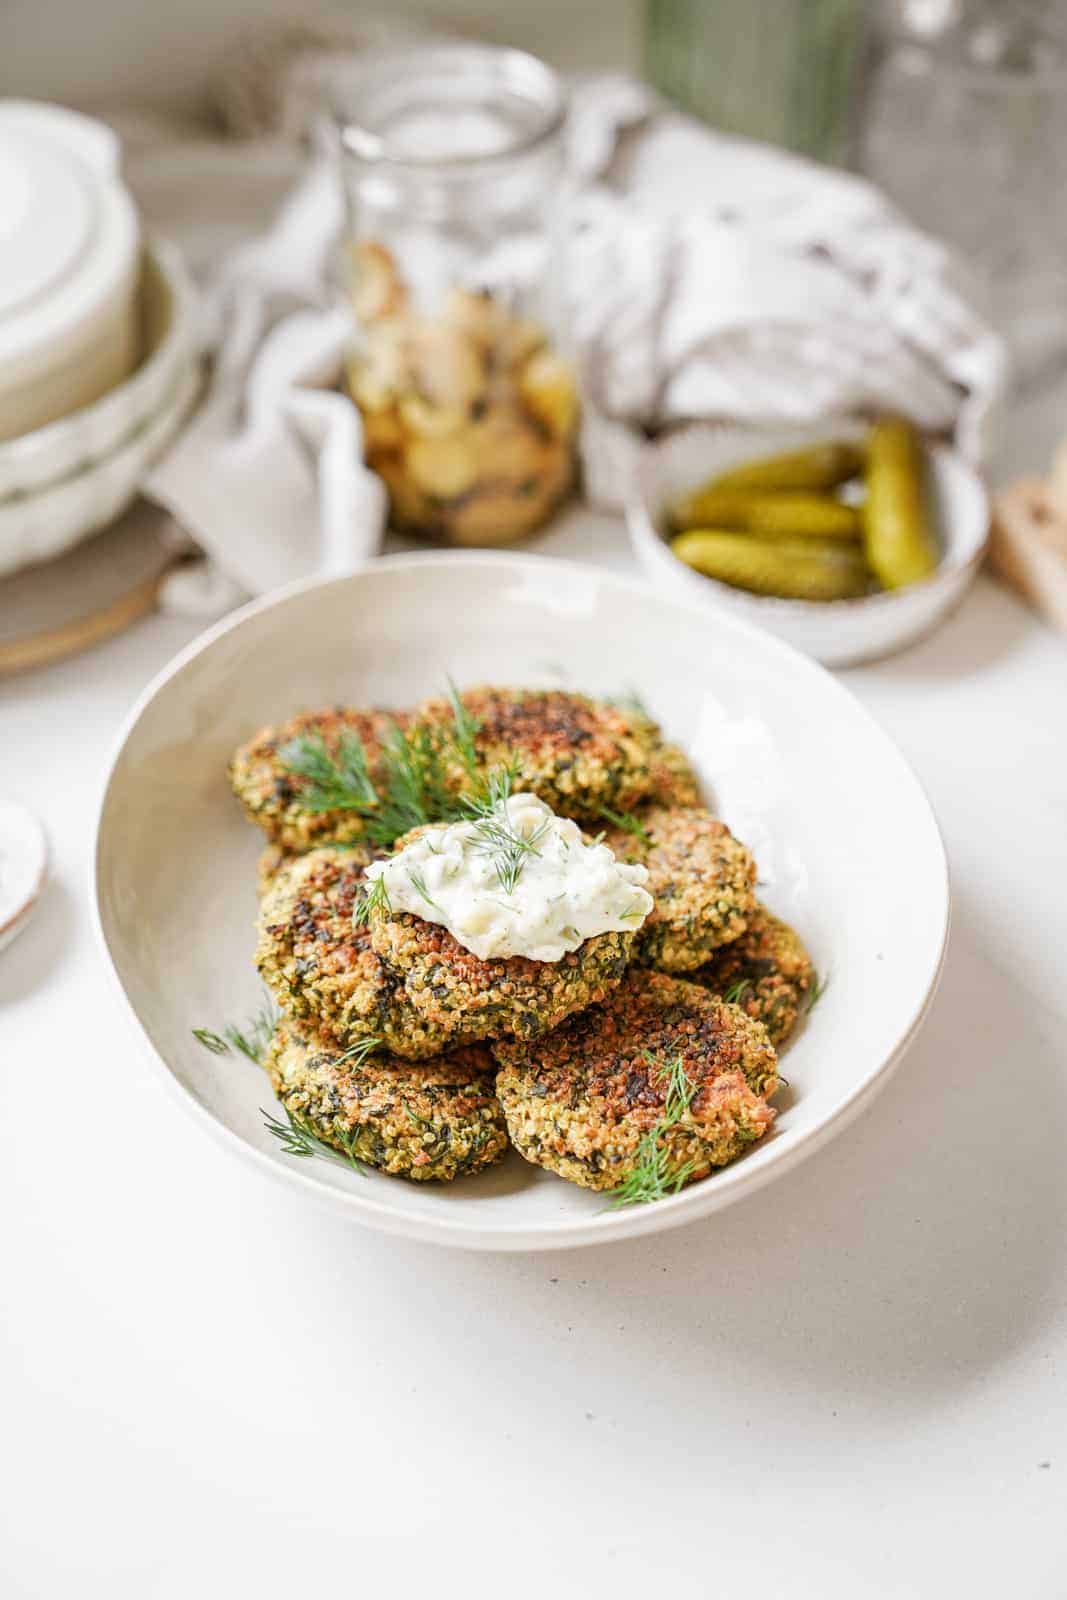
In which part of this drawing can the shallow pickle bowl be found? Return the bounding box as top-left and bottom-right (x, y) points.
(93, 553), (949, 1251)
(629, 422), (990, 668)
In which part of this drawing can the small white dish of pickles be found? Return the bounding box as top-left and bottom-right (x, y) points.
(628, 420), (989, 667)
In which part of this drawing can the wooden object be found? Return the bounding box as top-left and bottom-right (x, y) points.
(989, 478), (1067, 633)
(0, 498), (183, 675)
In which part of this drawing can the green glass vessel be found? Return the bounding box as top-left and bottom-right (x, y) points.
(646, 0), (866, 164)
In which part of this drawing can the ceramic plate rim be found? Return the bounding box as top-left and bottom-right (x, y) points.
(91, 551), (951, 1252)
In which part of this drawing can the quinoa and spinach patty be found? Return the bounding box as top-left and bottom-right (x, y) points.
(601, 805), (758, 971)
(493, 971), (779, 1193)
(256, 839), (380, 900)
(414, 686), (682, 820)
(688, 903), (815, 1049)
(266, 1022), (508, 1182)
(256, 847), (468, 1059)
(230, 706), (408, 852)
(368, 904), (636, 1043)
(646, 738), (701, 808)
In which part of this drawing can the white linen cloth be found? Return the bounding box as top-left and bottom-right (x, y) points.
(122, 74), (1004, 614)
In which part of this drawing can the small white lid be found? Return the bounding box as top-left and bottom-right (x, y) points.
(0, 102), (140, 387)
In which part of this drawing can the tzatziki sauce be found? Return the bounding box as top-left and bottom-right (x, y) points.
(364, 792), (653, 962)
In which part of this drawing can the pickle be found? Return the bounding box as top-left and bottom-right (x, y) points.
(670, 531), (871, 602)
(670, 490), (861, 540)
(863, 417), (939, 589)
(681, 441), (865, 506)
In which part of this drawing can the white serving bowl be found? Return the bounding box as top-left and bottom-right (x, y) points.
(0, 241), (197, 577)
(628, 423), (990, 668)
(94, 554), (949, 1252)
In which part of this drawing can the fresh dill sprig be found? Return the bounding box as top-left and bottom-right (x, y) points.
(276, 684), (487, 849)
(408, 868), (444, 916)
(261, 1105), (366, 1176)
(461, 765), (547, 894)
(330, 1035), (382, 1069)
(597, 805), (652, 848)
(605, 1051), (700, 1208)
(192, 1027), (228, 1055)
(353, 873), (391, 926)
(445, 677), (482, 779)
(277, 729), (377, 814)
(371, 720), (452, 843)
(192, 996), (278, 1065)
(806, 972), (828, 1013)
(722, 978), (754, 1007)
(606, 688), (651, 721)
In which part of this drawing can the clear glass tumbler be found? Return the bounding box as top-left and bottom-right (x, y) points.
(332, 44), (579, 546)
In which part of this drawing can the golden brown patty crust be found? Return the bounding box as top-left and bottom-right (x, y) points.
(645, 738), (701, 807)
(493, 971), (778, 1192)
(230, 706), (408, 852)
(601, 806), (757, 971)
(256, 843), (295, 899)
(687, 903), (814, 1049)
(414, 686), (670, 819)
(266, 1022), (508, 1182)
(255, 847), (464, 1059)
(369, 904), (636, 1043)
(255, 840), (379, 900)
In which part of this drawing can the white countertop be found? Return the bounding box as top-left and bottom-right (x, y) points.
(3, 517), (1066, 1599)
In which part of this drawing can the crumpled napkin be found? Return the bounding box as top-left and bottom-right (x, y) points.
(145, 157), (384, 606)
(130, 71), (1004, 615)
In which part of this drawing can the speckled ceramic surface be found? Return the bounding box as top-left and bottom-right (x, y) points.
(93, 554), (949, 1250)
(629, 423), (989, 667)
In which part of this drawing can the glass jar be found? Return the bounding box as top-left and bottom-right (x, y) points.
(332, 44), (579, 546)
(860, 1), (1067, 388)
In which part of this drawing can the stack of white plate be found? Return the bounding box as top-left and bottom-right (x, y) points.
(0, 102), (198, 579)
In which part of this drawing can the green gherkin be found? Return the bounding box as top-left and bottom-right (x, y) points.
(669, 490), (861, 540)
(682, 441), (865, 503)
(670, 531), (871, 601)
(863, 417), (939, 590)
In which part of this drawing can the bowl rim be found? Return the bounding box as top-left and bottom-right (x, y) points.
(0, 237), (196, 482)
(91, 550), (950, 1251)
(628, 421), (991, 620)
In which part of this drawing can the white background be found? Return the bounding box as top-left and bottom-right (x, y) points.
(3, 505), (1066, 1595)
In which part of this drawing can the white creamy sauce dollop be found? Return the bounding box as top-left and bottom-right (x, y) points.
(364, 792), (653, 962)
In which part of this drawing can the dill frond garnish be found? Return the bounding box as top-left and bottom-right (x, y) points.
(806, 972), (827, 1012)
(276, 683), (486, 849)
(606, 1051), (700, 1208)
(276, 729), (377, 814)
(371, 720), (452, 843)
(192, 995), (278, 1065)
(330, 1035), (382, 1069)
(192, 1028), (228, 1055)
(261, 1106), (366, 1176)
(606, 688), (651, 721)
(445, 676), (482, 779)
(461, 765), (548, 894)
(352, 873), (391, 926)
(408, 868), (444, 915)
(597, 805), (652, 848)
(722, 978), (754, 1007)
